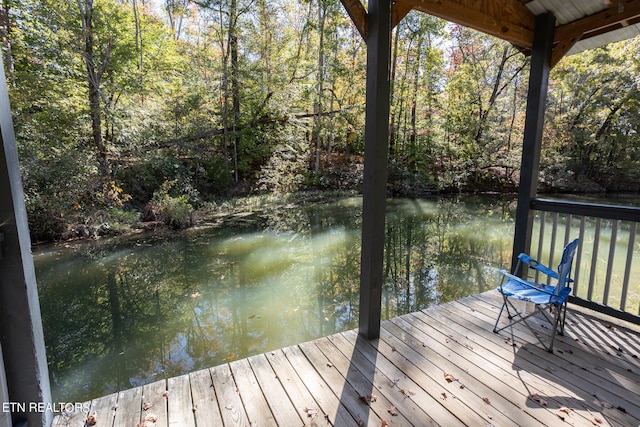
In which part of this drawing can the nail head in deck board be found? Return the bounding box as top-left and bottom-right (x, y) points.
(167, 374), (196, 427)
(141, 379), (168, 427)
(112, 387), (143, 427)
(189, 368), (225, 427)
(211, 363), (250, 427)
(264, 349), (329, 421)
(285, 343), (374, 426)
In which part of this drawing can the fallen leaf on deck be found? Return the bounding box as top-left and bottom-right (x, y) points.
(85, 412), (97, 426)
(483, 397), (491, 404)
(391, 346), (397, 352)
(142, 402), (153, 411)
(441, 392), (447, 400)
(444, 372), (455, 383)
(381, 420), (389, 427)
(304, 407), (318, 418)
(601, 401), (614, 409)
(162, 391), (169, 399)
(617, 406), (627, 413)
(326, 362), (333, 368)
(606, 324), (617, 331)
(459, 384), (465, 389)
(529, 394), (547, 407)
(592, 417), (603, 424)
(358, 419), (364, 426)
(359, 394), (377, 404)
(388, 406), (398, 416)
(137, 413), (158, 427)
(559, 407), (573, 415)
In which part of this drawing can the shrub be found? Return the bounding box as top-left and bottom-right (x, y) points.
(145, 180), (194, 229)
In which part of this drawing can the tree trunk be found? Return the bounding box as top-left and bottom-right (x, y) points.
(78, 0), (110, 177)
(389, 25), (399, 157)
(230, 0), (240, 183)
(313, 1), (326, 174)
(0, 1), (15, 87)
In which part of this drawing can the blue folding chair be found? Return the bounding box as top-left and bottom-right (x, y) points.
(493, 238), (579, 352)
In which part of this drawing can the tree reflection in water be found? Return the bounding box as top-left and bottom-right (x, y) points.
(35, 195), (514, 403)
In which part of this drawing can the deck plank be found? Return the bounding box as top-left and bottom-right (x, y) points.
(288, 342), (372, 426)
(338, 331), (478, 426)
(88, 392), (118, 427)
(441, 295), (640, 426)
(112, 386), (142, 427)
(211, 363), (251, 427)
(247, 353), (304, 426)
(229, 358), (276, 426)
(465, 293), (640, 412)
(189, 368), (225, 427)
(309, 336), (415, 426)
(52, 292), (640, 427)
(167, 374), (196, 427)
(264, 349), (330, 422)
(141, 379), (168, 427)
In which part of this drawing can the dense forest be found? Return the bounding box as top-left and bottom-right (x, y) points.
(2, 0), (640, 241)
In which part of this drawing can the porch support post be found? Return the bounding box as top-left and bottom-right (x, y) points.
(512, 12), (555, 270)
(359, 0), (392, 339)
(0, 55), (52, 426)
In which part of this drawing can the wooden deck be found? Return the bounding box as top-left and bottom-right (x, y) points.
(52, 291), (640, 427)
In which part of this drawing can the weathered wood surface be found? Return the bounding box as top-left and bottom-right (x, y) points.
(52, 291), (640, 426)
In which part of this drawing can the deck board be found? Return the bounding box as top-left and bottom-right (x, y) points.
(189, 368), (225, 427)
(52, 291), (640, 427)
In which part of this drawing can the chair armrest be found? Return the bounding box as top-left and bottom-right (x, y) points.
(518, 253), (558, 279)
(499, 270), (557, 296)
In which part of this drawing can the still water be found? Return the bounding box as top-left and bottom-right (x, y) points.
(34, 195), (515, 403)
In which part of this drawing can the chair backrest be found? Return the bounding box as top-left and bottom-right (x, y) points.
(555, 238), (580, 295)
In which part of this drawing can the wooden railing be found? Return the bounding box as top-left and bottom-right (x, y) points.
(530, 198), (640, 324)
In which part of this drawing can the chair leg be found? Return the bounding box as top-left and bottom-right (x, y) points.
(558, 301), (568, 336)
(493, 301), (507, 333)
(548, 305), (563, 353)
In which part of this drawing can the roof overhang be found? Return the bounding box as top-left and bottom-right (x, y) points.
(341, 0), (640, 66)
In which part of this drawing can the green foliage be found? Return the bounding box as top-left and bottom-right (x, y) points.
(5, 0), (640, 241)
(146, 180), (194, 229)
(258, 123), (311, 193)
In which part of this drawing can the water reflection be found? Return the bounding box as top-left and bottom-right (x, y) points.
(35, 195), (515, 402)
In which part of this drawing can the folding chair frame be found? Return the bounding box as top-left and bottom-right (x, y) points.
(493, 238), (579, 353)
(493, 286), (569, 352)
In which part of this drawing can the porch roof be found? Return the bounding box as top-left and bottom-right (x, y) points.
(342, 0), (640, 66)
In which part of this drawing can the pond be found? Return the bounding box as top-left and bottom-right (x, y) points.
(34, 195), (516, 403)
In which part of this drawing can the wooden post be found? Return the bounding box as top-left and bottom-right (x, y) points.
(0, 53), (52, 426)
(359, 0), (392, 339)
(512, 13), (555, 270)
(1, 341), (10, 427)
